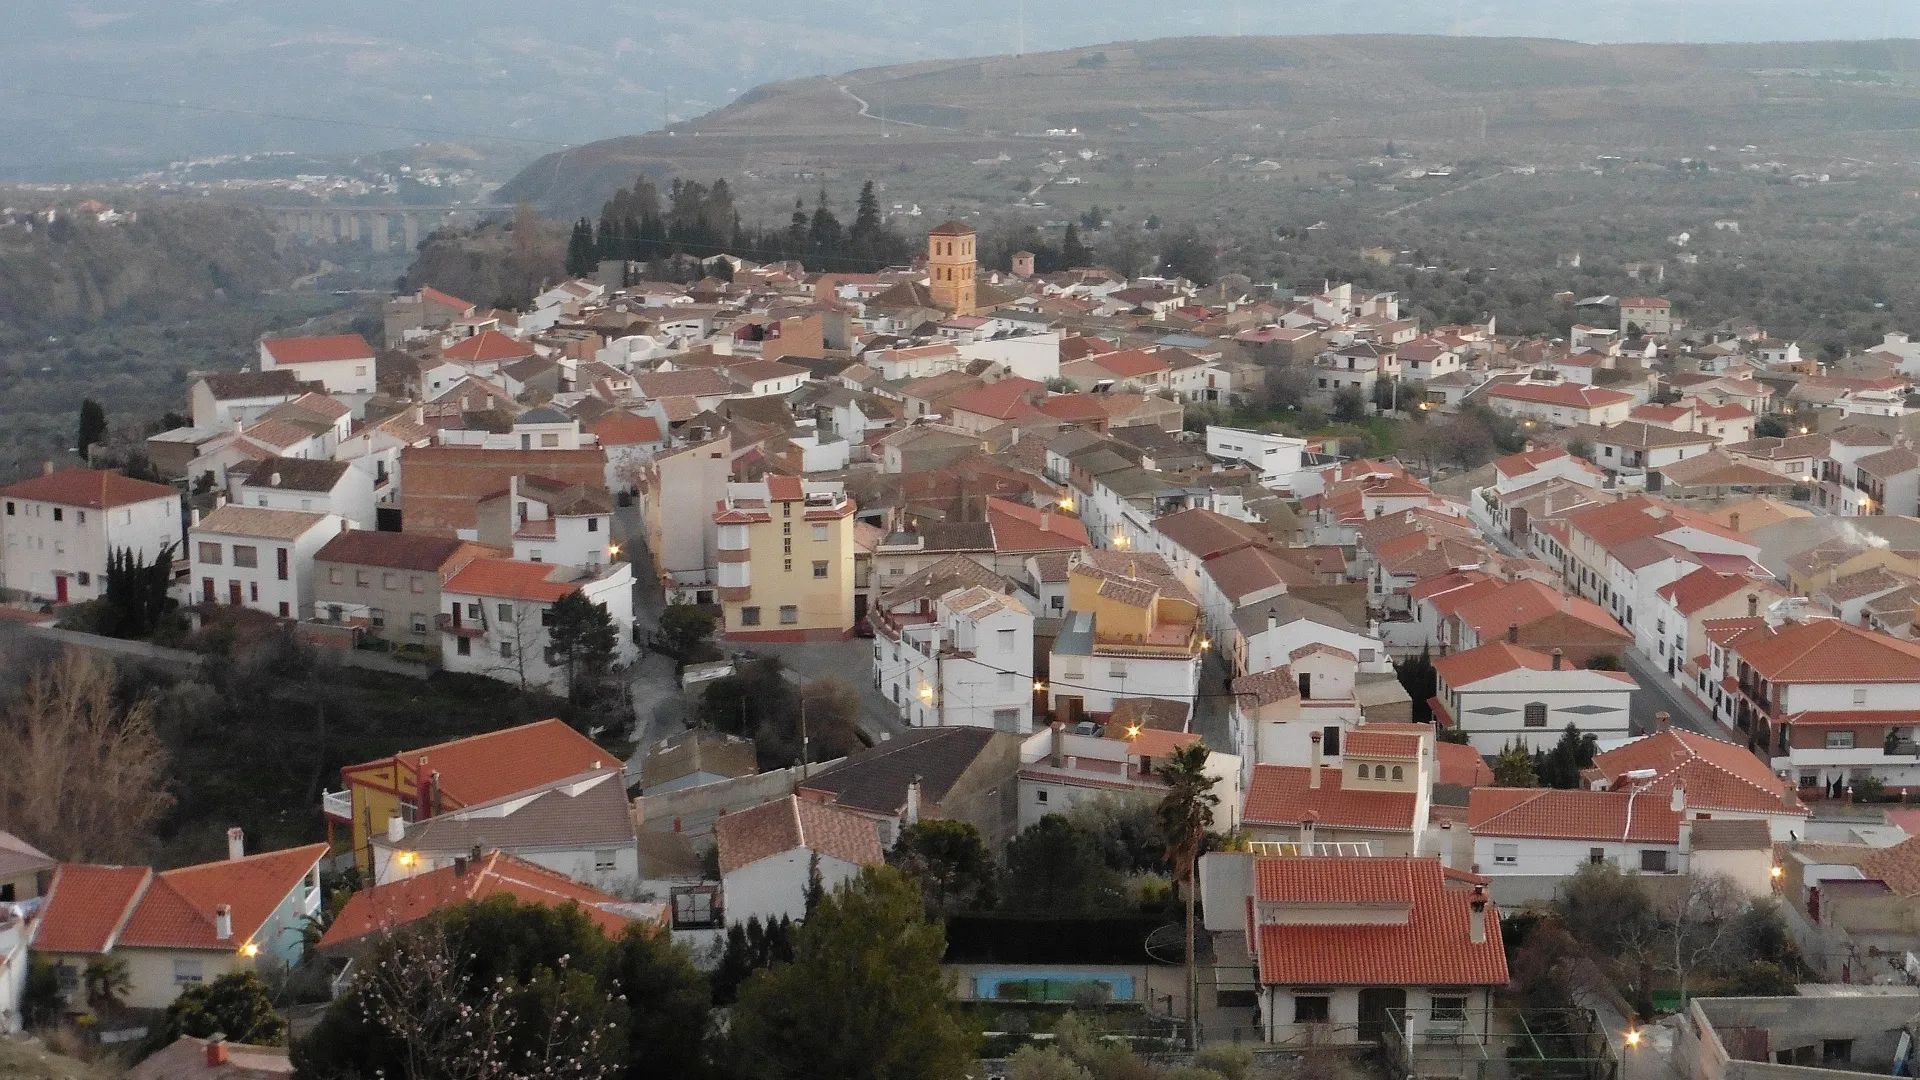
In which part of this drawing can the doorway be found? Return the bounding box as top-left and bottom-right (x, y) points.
(54, 575), (68, 604)
(1357, 987), (1406, 1043)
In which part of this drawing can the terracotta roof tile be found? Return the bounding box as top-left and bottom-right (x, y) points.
(261, 334), (373, 365)
(443, 557), (581, 603)
(119, 844), (328, 950)
(1592, 730), (1804, 818)
(2, 468), (178, 509)
(1250, 857), (1509, 986)
(1468, 787), (1681, 844)
(1244, 765), (1418, 832)
(33, 864), (151, 953)
(342, 718), (615, 809)
(194, 504), (333, 540)
(714, 795), (884, 875)
(319, 851), (642, 949)
(1732, 619), (1920, 683)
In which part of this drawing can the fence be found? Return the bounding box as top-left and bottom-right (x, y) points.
(1382, 1007), (1618, 1080)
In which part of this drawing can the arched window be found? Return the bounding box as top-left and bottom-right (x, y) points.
(1355, 764), (1366, 779)
(1373, 765), (1386, 779)
(1391, 766), (1404, 781)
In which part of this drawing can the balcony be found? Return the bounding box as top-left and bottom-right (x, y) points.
(322, 789), (352, 823)
(435, 613), (486, 638)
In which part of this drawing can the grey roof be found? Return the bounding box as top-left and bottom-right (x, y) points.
(517, 406), (572, 425)
(799, 728), (1006, 815)
(1230, 594), (1361, 641)
(1053, 610), (1096, 656)
(387, 768), (636, 855)
(0, 830), (53, 881)
(237, 456), (351, 492)
(920, 521), (996, 552)
(878, 553), (1010, 609)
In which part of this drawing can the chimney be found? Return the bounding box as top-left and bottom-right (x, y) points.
(905, 776), (923, 827)
(1655, 711), (1671, 734)
(1747, 593), (1759, 618)
(214, 904), (232, 941)
(1309, 730), (1323, 788)
(1427, 534), (1437, 551)
(386, 813), (404, 843)
(1301, 810), (1318, 851)
(1551, 647), (1562, 671)
(428, 770), (443, 818)
(1267, 606), (1278, 633)
(1507, 622), (1519, 644)
(1729, 511), (1741, 533)
(1469, 885), (1488, 945)
(226, 827), (244, 861)
(270, 471), (282, 487)
(1050, 722), (1066, 768)
(1670, 782), (1687, 814)
(454, 855), (468, 876)
(471, 844), (483, 864)
(40, 460), (53, 476)
(206, 1037), (229, 1068)
(1040, 511), (1051, 533)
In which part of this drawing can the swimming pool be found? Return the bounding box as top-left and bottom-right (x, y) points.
(974, 970), (1136, 1002)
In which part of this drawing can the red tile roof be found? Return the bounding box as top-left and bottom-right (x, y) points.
(587, 411), (664, 446)
(118, 844), (328, 950)
(1433, 641), (1555, 687)
(986, 497), (1089, 552)
(261, 334), (373, 365)
(420, 286), (473, 313)
(1087, 349), (1170, 379)
(1344, 731), (1422, 758)
(2, 468), (178, 509)
(1244, 766), (1418, 832)
(443, 557), (581, 603)
(1468, 787), (1681, 844)
(1435, 742), (1494, 787)
(1488, 382), (1632, 408)
(714, 795), (884, 875)
(443, 330), (534, 364)
(319, 851), (643, 949)
(1034, 394), (1112, 423)
(946, 378), (1047, 421)
(1492, 447), (1571, 479)
(1659, 568), (1758, 616)
(1730, 619), (1920, 684)
(33, 864), (151, 953)
(1450, 580), (1625, 642)
(342, 719), (615, 809)
(1592, 730), (1804, 818)
(1250, 857), (1509, 986)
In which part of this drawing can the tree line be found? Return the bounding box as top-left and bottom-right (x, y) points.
(567, 176), (919, 277)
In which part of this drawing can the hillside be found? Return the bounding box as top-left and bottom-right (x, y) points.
(0, 205), (303, 333)
(500, 34), (1920, 218)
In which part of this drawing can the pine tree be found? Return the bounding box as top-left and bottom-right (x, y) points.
(849, 180), (883, 256)
(803, 851), (825, 918)
(564, 217), (597, 277)
(808, 188), (844, 267)
(547, 590), (619, 706)
(76, 399), (107, 463)
(1061, 223), (1092, 268)
(786, 198), (809, 259)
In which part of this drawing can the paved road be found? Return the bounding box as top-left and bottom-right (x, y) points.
(1621, 646), (1733, 743)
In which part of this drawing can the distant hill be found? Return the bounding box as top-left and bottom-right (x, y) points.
(499, 34), (1920, 218)
(0, 205), (299, 333)
(9, 3), (1920, 177)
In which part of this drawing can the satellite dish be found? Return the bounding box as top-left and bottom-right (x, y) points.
(1143, 923), (1187, 964)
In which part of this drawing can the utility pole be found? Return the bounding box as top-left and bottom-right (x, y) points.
(799, 692), (810, 779)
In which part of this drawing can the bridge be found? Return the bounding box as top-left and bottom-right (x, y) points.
(258, 204), (514, 253)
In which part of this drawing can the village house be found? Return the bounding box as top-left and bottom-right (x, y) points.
(1481, 381), (1635, 428)
(309, 530), (493, 655)
(714, 795), (883, 924)
(714, 476), (857, 641)
(231, 457), (375, 528)
(475, 475), (616, 569)
(1589, 726), (1808, 840)
(256, 334), (377, 397)
(1018, 725), (1243, 831)
(1241, 728), (1434, 856)
(1431, 641), (1636, 753)
(1, 467), (182, 605)
(1466, 785), (1688, 888)
(1046, 553), (1204, 723)
(188, 505), (343, 618)
(437, 556), (636, 693)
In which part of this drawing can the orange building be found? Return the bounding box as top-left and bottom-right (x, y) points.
(928, 221), (977, 316)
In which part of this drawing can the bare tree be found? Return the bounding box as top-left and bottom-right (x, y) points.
(0, 649), (173, 862)
(351, 922), (616, 1080)
(479, 600), (546, 692)
(1662, 872), (1747, 1000)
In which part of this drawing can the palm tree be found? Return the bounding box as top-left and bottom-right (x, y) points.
(1156, 741), (1220, 1049)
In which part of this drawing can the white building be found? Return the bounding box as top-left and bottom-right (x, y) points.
(257, 334), (377, 396)
(1467, 785), (1686, 883)
(1205, 426), (1308, 487)
(1481, 381), (1635, 428)
(1, 468), (181, 605)
(475, 475), (617, 570)
(230, 457), (376, 529)
(1431, 641), (1635, 754)
(1017, 725), (1242, 831)
(713, 795), (883, 924)
(189, 505), (343, 618)
(878, 586), (1037, 733)
(437, 557), (636, 694)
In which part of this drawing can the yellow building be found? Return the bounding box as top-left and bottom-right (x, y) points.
(1047, 551), (1204, 722)
(928, 220), (977, 316)
(325, 719), (617, 875)
(715, 476), (857, 640)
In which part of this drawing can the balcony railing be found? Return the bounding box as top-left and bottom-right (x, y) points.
(322, 789), (352, 822)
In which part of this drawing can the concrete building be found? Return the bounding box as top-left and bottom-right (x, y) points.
(1431, 641), (1636, 754)
(231, 456), (375, 529)
(642, 435), (731, 605)
(437, 557), (636, 694)
(1018, 725), (1243, 831)
(714, 476), (856, 641)
(714, 795), (883, 924)
(1046, 553), (1204, 723)
(310, 530), (493, 656)
(257, 334), (376, 396)
(1, 468), (181, 605)
(189, 505), (342, 618)
(476, 475), (616, 570)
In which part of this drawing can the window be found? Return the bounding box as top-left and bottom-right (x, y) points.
(498, 603), (514, 622)
(540, 433), (560, 448)
(249, 582), (259, 603)
(1854, 688), (1869, 705)
(1827, 731), (1856, 750)
(51, 508), (61, 522)
(356, 569), (370, 587)
(456, 637), (471, 656)
(587, 517), (599, 532)
(1293, 995), (1331, 1024)
(594, 850), (617, 873)
(383, 573), (397, 590)
(466, 603), (482, 620)
(370, 608), (386, 629)
(1430, 996), (1469, 1024)
(540, 607), (555, 628)
(741, 606), (762, 626)
(411, 575), (425, 594)
(1036, 790), (1049, 804)
(779, 605), (799, 625)
(1640, 850), (1670, 872)
(76, 571), (89, 586)
(1523, 702), (1548, 727)
(329, 567), (343, 584)
(1391, 766), (1403, 781)
(1355, 764), (1367, 779)
(278, 601), (290, 617)
(76, 511), (85, 524)
(172, 959), (204, 986)
(813, 560), (829, 578)
(198, 542), (223, 565)
(412, 613), (429, 634)
(1322, 726), (1341, 756)
(499, 641), (514, 659)
(1493, 844), (1518, 865)
(813, 525), (828, 542)
(783, 558), (793, 572)
(232, 545), (258, 568)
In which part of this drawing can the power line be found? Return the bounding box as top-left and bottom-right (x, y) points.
(3, 85), (578, 149)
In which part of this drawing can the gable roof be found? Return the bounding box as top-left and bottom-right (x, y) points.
(442, 556), (581, 603)
(714, 795), (884, 875)
(586, 411), (664, 446)
(1731, 618), (1920, 684)
(314, 530), (484, 572)
(443, 330), (534, 364)
(799, 727), (1003, 816)
(1467, 787), (1681, 844)
(1659, 568), (1762, 616)
(118, 844), (329, 950)
(1243, 765), (1418, 832)
(235, 456), (351, 493)
(197, 369), (309, 400)
(3, 468), (178, 510)
(261, 334), (373, 365)
(1486, 383), (1632, 408)
(986, 497), (1089, 552)
(31, 864), (151, 953)
(342, 718), (614, 809)
(1250, 856), (1509, 987)
(1591, 729), (1805, 818)
(1450, 580), (1624, 642)
(318, 850), (641, 949)
(193, 504), (332, 541)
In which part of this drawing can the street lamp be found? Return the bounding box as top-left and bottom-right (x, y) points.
(1624, 1029), (1642, 1049)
